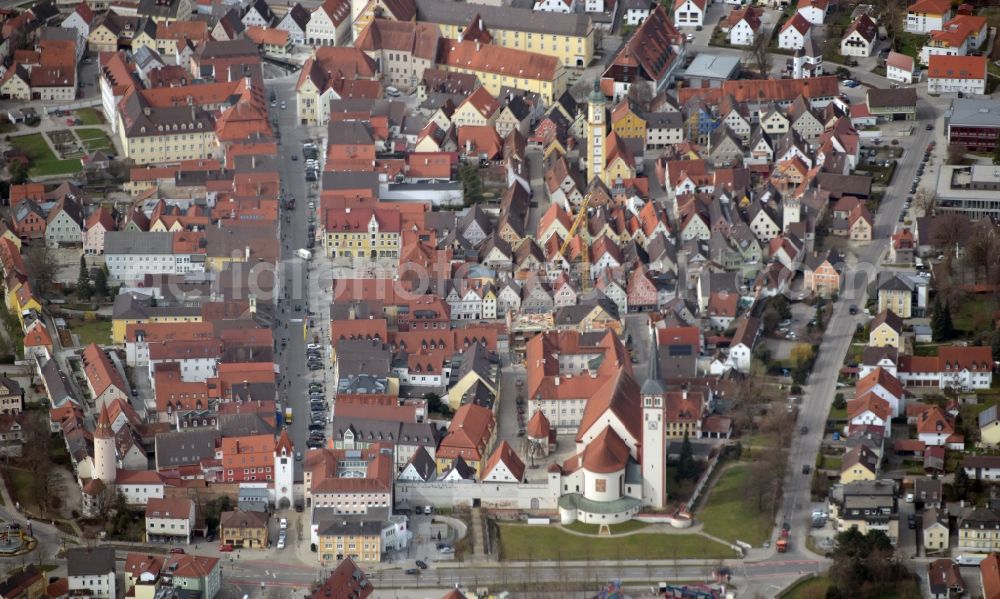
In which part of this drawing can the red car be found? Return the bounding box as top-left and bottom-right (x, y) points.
(218, 544), (234, 552)
(169, 548), (185, 554)
(66, 118), (75, 126)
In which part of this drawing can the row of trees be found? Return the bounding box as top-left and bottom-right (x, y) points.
(75, 256), (111, 301)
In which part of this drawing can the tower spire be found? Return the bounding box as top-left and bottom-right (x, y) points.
(95, 402), (113, 439)
(640, 320), (666, 396)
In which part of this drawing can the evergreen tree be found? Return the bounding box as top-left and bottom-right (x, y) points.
(677, 433), (697, 481)
(75, 256), (92, 301)
(94, 265), (109, 298)
(931, 300), (955, 341)
(954, 462), (970, 500)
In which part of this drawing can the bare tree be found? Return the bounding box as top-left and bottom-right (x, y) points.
(627, 82), (654, 112)
(879, 0), (906, 49)
(913, 187), (935, 216)
(947, 143), (967, 165)
(744, 29), (773, 77)
(24, 245), (58, 297)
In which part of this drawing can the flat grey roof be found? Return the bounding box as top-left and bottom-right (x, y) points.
(947, 98), (1000, 127)
(684, 54), (741, 79)
(105, 231), (175, 255)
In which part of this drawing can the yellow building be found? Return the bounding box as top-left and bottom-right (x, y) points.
(839, 446), (878, 485)
(958, 508), (1000, 552)
(877, 276), (915, 319)
(414, 0), (595, 68)
(111, 294), (202, 343)
(117, 91), (218, 165)
(317, 520), (382, 564)
(323, 208), (402, 260)
(603, 131), (636, 184)
(868, 309), (902, 349)
(88, 22), (122, 53)
(610, 101), (646, 141)
(436, 39), (566, 104)
(220, 511), (269, 549)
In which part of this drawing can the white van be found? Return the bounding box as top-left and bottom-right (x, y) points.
(296, 248), (312, 260)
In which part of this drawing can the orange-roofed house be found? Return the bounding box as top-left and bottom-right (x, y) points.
(847, 394), (892, 437)
(603, 131), (636, 184)
(897, 345), (994, 390)
(84, 206), (117, 256)
(982, 553), (1000, 599)
(906, 0), (952, 33)
(452, 86), (500, 128)
(480, 440), (526, 483)
(295, 47), (379, 125)
(160, 554), (220, 599)
(916, 405), (962, 448)
(23, 319), (53, 360)
(322, 207), (401, 260)
(458, 125), (503, 160)
(82, 343), (129, 407)
(927, 55), (986, 95)
(245, 26), (291, 57)
(436, 403), (496, 476)
(856, 366), (905, 417)
(436, 38), (566, 103)
(220, 435), (277, 483)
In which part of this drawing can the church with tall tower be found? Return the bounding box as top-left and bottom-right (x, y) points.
(551, 328), (669, 524)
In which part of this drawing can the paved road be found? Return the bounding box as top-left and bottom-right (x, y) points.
(756, 80), (939, 599)
(269, 73), (328, 483)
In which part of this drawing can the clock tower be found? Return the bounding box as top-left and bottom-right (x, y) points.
(586, 79), (606, 186)
(641, 322), (667, 509)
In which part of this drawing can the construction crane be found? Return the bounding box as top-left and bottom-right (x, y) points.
(559, 194), (592, 292)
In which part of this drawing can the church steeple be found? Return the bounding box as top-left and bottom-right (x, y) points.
(640, 321), (666, 397)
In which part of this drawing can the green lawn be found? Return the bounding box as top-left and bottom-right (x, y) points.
(9, 133), (81, 177)
(894, 32), (927, 61)
(75, 128), (114, 152)
(498, 525), (734, 561)
(563, 520), (648, 535)
(780, 576), (832, 599)
(71, 320), (111, 346)
(74, 108), (104, 125)
(699, 463), (773, 547)
(2, 468), (37, 510)
(954, 298), (994, 332)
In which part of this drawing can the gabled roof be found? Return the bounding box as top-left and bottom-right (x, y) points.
(481, 440), (525, 482)
(856, 366), (903, 399)
(781, 11), (811, 35)
(847, 393), (891, 422)
(844, 14), (877, 43)
(870, 308), (902, 334)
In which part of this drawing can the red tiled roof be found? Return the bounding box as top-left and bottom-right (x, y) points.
(927, 54), (987, 81)
(481, 440), (525, 482)
(907, 0), (951, 14)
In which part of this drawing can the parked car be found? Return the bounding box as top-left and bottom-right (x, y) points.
(405, 569), (420, 575)
(219, 544), (234, 552)
(170, 548), (185, 554)
(280, 518), (288, 530)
